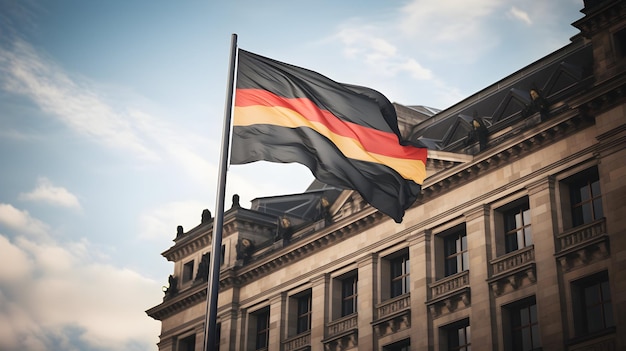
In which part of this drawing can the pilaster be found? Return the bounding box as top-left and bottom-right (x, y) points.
(408, 230), (432, 350)
(526, 176), (565, 349)
(357, 253), (377, 350)
(311, 274), (329, 351)
(464, 205), (494, 350)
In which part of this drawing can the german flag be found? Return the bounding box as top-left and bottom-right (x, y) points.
(231, 49), (427, 223)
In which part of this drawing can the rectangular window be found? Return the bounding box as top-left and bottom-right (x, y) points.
(178, 334), (196, 351)
(215, 323), (221, 351)
(568, 167), (603, 227)
(572, 271), (614, 336)
(297, 292), (312, 334)
(445, 319), (471, 351)
(504, 201), (532, 253)
(614, 27), (626, 58)
(508, 298), (541, 351)
(390, 253), (410, 298)
(253, 307), (270, 350)
(341, 274), (358, 317)
(444, 230), (468, 277)
(182, 260), (194, 283)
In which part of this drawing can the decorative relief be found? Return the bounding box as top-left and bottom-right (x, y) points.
(324, 331), (359, 351)
(374, 313), (411, 338)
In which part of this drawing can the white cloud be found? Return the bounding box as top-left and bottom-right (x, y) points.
(19, 177), (81, 209)
(0, 40), (160, 161)
(0, 39), (220, 188)
(0, 203), (49, 238)
(335, 27), (433, 80)
(0, 232), (162, 351)
(398, 0), (500, 41)
(509, 6), (532, 25)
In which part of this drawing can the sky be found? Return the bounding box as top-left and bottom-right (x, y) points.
(0, 0), (584, 350)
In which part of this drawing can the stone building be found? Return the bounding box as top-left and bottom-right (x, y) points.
(146, 1), (626, 350)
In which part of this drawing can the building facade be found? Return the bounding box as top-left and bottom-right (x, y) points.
(147, 1), (626, 350)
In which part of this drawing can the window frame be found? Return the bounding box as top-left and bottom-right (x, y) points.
(504, 296), (541, 351)
(340, 273), (358, 317)
(182, 260), (195, 283)
(571, 271), (615, 337)
(442, 318), (471, 351)
(443, 228), (468, 277)
(248, 306), (270, 351)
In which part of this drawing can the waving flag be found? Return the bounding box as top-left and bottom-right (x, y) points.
(231, 49), (427, 223)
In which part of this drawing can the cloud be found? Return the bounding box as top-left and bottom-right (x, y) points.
(0, 231), (162, 351)
(334, 26), (433, 80)
(0, 40), (160, 161)
(0, 203), (49, 238)
(508, 6), (532, 25)
(0, 38), (220, 189)
(19, 177), (82, 209)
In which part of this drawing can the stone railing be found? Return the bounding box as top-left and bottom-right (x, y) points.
(283, 332), (310, 351)
(557, 218), (606, 253)
(376, 293), (410, 320)
(430, 271), (470, 300)
(491, 245), (535, 276)
(326, 314), (358, 338)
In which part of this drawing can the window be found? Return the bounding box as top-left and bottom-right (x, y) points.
(567, 167), (603, 227)
(296, 292), (312, 334)
(572, 271), (614, 336)
(252, 307), (270, 350)
(178, 333), (196, 351)
(182, 260), (194, 283)
(341, 274), (358, 317)
(504, 201), (532, 253)
(506, 298), (541, 351)
(390, 252), (410, 298)
(444, 319), (471, 351)
(614, 27), (626, 58)
(214, 323), (221, 351)
(383, 339), (410, 351)
(444, 229), (468, 277)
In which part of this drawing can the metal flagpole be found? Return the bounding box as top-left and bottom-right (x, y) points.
(204, 33), (238, 351)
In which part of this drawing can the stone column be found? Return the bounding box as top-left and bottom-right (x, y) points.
(268, 293), (286, 351)
(357, 253), (377, 350)
(311, 274), (329, 351)
(408, 230), (432, 350)
(464, 205), (494, 350)
(526, 177), (564, 349)
(217, 309), (238, 351)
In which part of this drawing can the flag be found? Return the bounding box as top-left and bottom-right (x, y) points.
(231, 49), (427, 223)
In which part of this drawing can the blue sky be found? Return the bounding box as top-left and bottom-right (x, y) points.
(0, 0), (583, 350)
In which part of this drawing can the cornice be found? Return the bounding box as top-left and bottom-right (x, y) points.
(161, 208), (276, 262)
(146, 282), (206, 320)
(572, 0), (626, 39)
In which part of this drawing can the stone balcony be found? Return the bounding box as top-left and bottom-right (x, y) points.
(283, 331), (310, 351)
(323, 314), (358, 351)
(488, 245), (536, 297)
(372, 294), (411, 338)
(427, 271), (470, 318)
(556, 218), (609, 272)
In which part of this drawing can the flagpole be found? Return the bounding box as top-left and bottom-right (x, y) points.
(204, 33), (237, 351)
